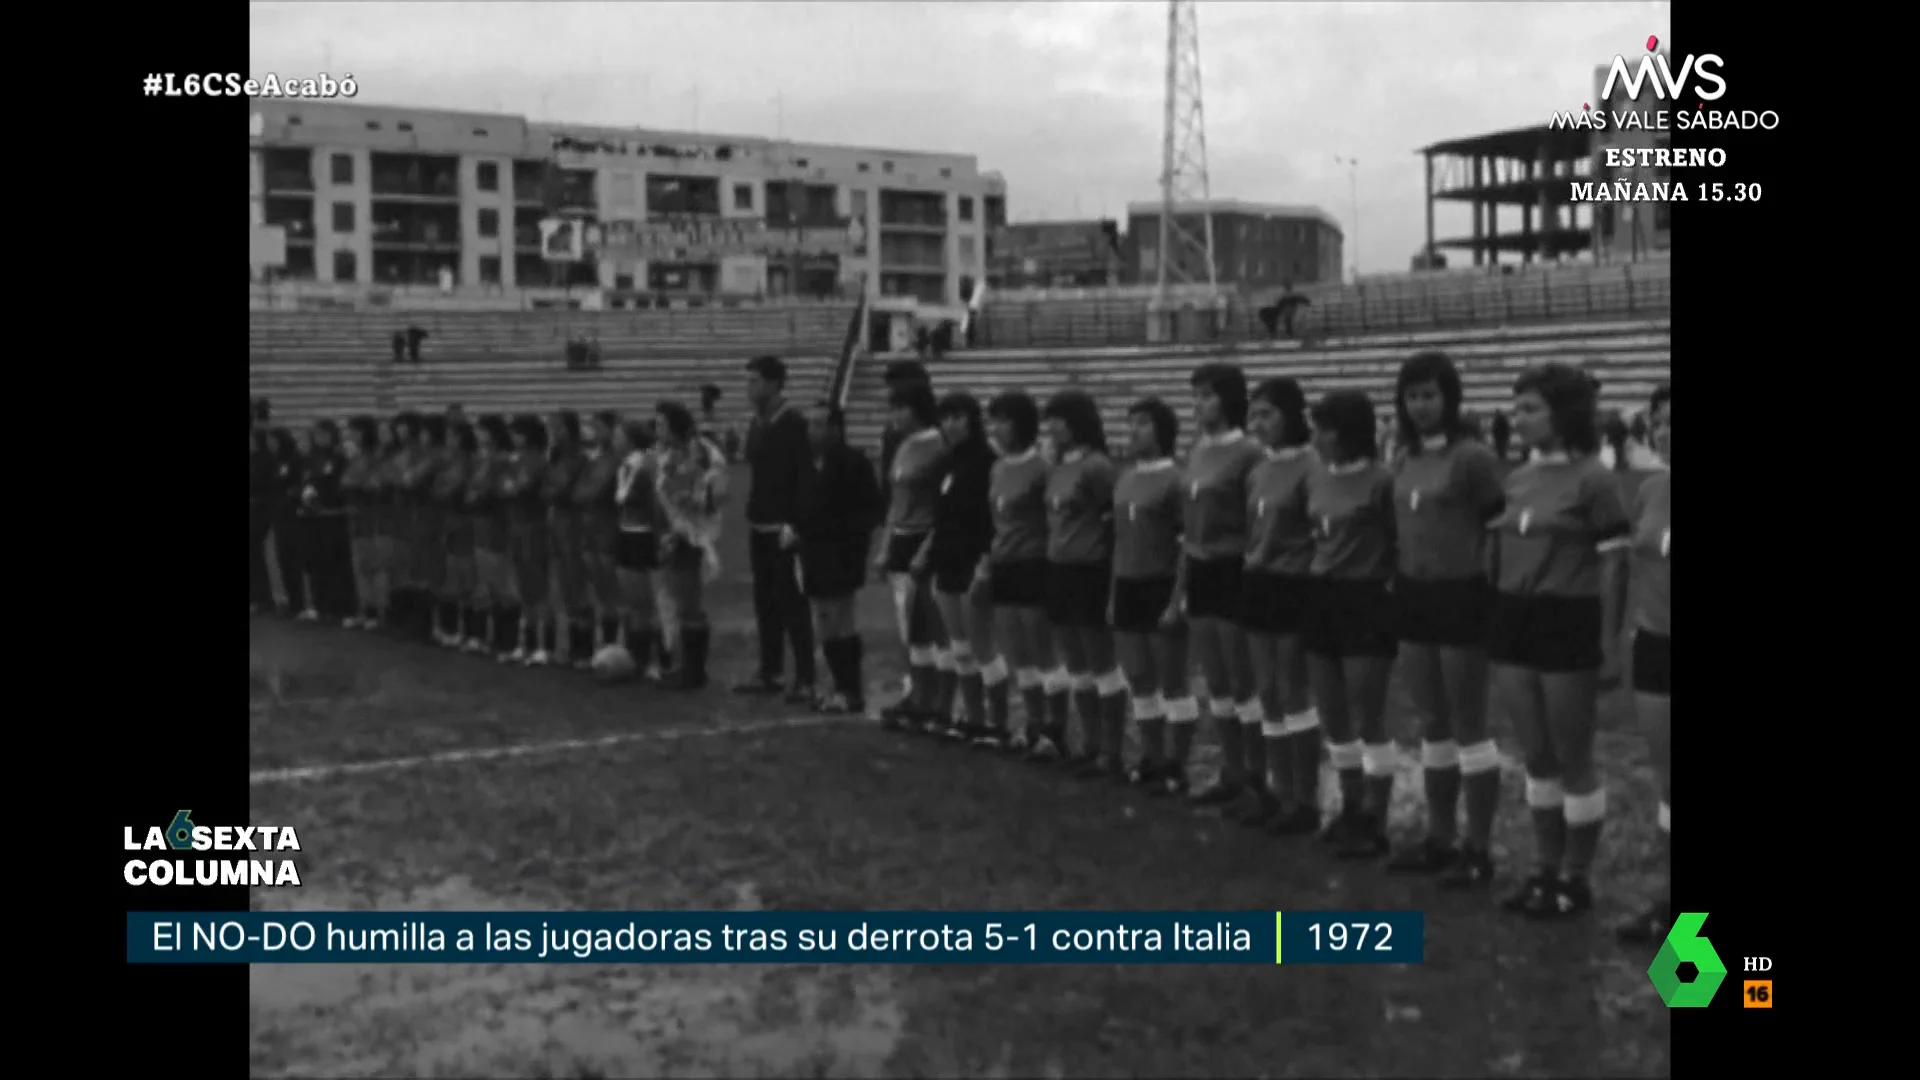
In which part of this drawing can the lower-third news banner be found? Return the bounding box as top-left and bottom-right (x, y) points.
(128, 911), (1423, 965)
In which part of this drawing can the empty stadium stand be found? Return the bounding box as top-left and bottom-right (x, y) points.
(252, 310), (1669, 456)
(248, 304), (858, 367)
(979, 258), (1670, 349)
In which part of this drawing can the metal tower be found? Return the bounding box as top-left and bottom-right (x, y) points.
(1157, 0), (1217, 302)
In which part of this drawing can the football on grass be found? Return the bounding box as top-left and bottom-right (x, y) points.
(591, 644), (634, 680)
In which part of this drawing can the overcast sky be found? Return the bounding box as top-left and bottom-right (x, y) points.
(251, 1), (1669, 275)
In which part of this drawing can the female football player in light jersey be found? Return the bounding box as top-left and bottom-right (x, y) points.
(920, 392), (999, 740)
(1111, 397), (1193, 794)
(1488, 363), (1631, 919)
(652, 401), (730, 690)
(1178, 364), (1269, 811)
(1040, 390), (1125, 778)
(877, 382), (951, 731)
(1242, 378), (1323, 835)
(1615, 382), (1672, 943)
(983, 391), (1057, 755)
(1384, 352), (1509, 885)
(1303, 390), (1401, 858)
(610, 417), (663, 678)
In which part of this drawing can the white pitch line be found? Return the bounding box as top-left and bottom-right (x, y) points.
(250, 713), (866, 787)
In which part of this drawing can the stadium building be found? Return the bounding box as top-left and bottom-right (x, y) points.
(1125, 200), (1343, 289)
(988, 219), (1126, 289)
(248, 100), (1006, 311)
(1588, 55), (1673, 264)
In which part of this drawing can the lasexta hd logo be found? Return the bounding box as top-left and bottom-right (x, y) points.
(124, 809), (304, 886)
(1648, 911), (1727, 1007)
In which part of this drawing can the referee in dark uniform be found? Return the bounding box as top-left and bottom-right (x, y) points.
(737, 355), (818, 702)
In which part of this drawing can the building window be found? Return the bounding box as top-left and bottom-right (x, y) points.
(858, 162), (870, 172)
(614, 271), (635, 291)
(478, 208), (500, 238)
(332, 202), (354, 233)
(477, 162), (499, 192)
(332, 249), (357, 283)
(479, 255), (502, 285)
(733, 183), (753, 211)
(609, 172), (636, 211)
(959, 235), (976, 262)
(882, 160), (895, 173)
(958, 196), (974, 223)
(330, 153), (353, 185)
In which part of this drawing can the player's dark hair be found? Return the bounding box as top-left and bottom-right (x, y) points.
(937, 391), (985, 445)
(1650, 381), (1671, 417)
(268, 427), (298, 460)
(476, 414), (510, 450)
(884, 359), (931, 387)
(348, 415), (381, 452)
(1310, 390), (1379, 463)
(1127, 397), (1178, 459)
(1252, 377), (1310, 448)
(450, 422), (477, 454)
(1189, 362), (1249, 429)
(1513, 362), (1601, 455)
(618, 418), (653, 452)
(810, 398), (847, 442)
(592, 410), (620, 436)
(656, 401), (697, 443)
(745, 355), (787, 387)
(1043, 389), (1109, 455)
(987, 390), (1040, 451)
(553, 409), (582, 447)
(313, 419), (341, 451)
(888, 381), (939, 428)
(1395, 350), (1466, 453)
(509, 413), (548, 450)
(421, 415), (447, 447)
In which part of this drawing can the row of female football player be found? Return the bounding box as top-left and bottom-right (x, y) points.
(253, 402), (732, 689)
(872, 354), (1671, 931)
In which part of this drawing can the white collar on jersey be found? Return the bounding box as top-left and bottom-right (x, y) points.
(1000, 447), (1039, 465)
(906, 427), (943, 446)
(1061, 448), (1087, 464)
(1266, 446), (1306, 462)
(1195, 427), (1245, 450)
(1133, 457), (1174, 472)
(1420, 434), (1449, 451)
(1531, 450), (1571, 464)
(1324, 458), (1369, 475)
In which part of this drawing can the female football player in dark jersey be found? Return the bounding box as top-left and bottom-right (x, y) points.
(383, 413), (421, 633)
(1111, 397), (1192, 793)
(465, 416), (514, 656)
(406, 416), (447, 641)
(1304, 390), (1401, 858)
(340, 417), (387, 630)
(1384, 352), (1508, 884)
(267, 428), (308, 618)
(798, 400), (882, 714)
(304, 420), (354, 622)
(921, 392), (999, 739)
(501, 415), (550, 664)
(877, 382), (951, 731)
(1178, 364), (1268, 810)
(1242, 378), (1322, 834)
(1489, 363), (1631, 919)
(983, 391), (1057, 754)
(1040, 390), (1125, 777)
(541, 411), (587, 668)
(1616, 382), (1672, 943)
(430, 421), (476, 647)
